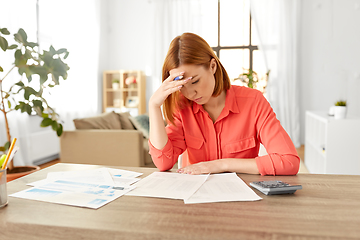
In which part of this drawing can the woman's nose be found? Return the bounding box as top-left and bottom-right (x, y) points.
(181, 84), (197, 98)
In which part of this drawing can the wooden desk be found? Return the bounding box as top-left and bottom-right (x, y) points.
(1, 163), (360, 240)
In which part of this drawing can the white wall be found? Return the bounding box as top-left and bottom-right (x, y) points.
(106, 0), (156, 109)
(299, 0), (360, 143)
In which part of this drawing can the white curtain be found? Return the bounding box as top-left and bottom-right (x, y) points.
(38, 0), (102, 130)
(151, 0), (204, 93)
(250, 0), (301, 147)
(0, 0), (102, 165)
(0, 0), (38, 165)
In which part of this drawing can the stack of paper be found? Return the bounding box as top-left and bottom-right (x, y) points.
(10, 168), (143, 209)
(10, 169), (262, 208)
(126, 172), (262, 204)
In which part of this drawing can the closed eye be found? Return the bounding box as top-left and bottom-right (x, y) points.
(192, 79), (199, 84)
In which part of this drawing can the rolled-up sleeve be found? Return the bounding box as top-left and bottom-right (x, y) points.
(255, 154), (300, 176)
(254, 92), (300, 176)
(148, 113), (187, 171)
(148, 139), (176, 171)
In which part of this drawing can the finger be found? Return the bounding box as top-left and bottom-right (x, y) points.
(165, 71), (185, 83)
(165, 77), (192, 92)
(163, 77), (190, 94)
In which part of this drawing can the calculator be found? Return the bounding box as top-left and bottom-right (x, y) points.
(250, 180), (302, 195)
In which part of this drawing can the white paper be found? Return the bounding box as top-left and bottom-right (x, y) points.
(125, 172), (209, 200)
(11, 167), (143, 209)
(104, 168), (143, 187)
(47, 168), (115, 186)
(10, 184), (134, 209)
(104, 168), (143, 178)
(184, 173), (262, 204)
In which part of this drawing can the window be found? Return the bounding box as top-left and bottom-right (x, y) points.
(201, 0), (267, 91)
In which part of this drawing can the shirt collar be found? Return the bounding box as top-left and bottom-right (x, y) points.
(225, 86), (240, 114)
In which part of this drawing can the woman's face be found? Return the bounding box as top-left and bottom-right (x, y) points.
(172, 59), (217, 105)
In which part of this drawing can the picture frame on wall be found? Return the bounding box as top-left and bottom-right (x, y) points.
(125, 96), (139, 108)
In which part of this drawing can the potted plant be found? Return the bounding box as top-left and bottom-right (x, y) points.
(334, 100), (347, 119)
(0, 27), (70, 180)
(234, 68), (270, 94)
(112, 79), (120, 89)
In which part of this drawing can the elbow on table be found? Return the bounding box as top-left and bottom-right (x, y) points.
(152, 159), (173, 172)
(279, 155), (301, 175)
(156, 165), (172, 172)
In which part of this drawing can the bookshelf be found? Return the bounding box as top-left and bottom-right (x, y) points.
(103, 70), (146, 115)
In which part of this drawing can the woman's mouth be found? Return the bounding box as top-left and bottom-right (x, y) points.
(194, 97), (202, 103)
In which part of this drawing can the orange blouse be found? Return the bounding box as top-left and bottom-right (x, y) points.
(149, 85), (300, 176)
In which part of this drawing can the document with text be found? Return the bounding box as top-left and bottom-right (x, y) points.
(10, 167), (142, 209)
(125, 172), (209, 200)
(125, 172), (262, 204)
(184, 172), (262, 204)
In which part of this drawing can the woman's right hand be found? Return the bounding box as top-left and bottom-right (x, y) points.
(149, 71), (192, 108)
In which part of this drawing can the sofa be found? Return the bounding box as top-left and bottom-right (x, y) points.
(60, 111), (155, 168)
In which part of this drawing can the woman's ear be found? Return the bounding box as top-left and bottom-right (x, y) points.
(210, 58), (217, 74)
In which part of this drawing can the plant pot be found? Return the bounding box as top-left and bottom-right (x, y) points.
(334, 106), (347, 119)
(112, 83), (120, 90)
(6, 165), (41, 182)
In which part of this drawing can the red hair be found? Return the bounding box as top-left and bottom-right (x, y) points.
(162, 32), (230, 125)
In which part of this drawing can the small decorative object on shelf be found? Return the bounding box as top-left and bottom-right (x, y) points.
(125, 96), (139, 108)
(334, 100), (347, 119)
(112, 79), (120, 90)
(125, 76), (137, 88)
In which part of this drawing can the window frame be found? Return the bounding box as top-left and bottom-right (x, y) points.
(211, 0), (258, 70)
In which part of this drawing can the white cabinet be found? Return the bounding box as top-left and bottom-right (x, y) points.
(305, 111), (360, 175)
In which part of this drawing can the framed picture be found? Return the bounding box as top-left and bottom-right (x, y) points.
(125, 96), (139, 108)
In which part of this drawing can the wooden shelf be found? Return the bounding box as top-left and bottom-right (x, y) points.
(102, 70), (146, 115)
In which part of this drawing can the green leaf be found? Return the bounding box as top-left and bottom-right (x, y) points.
(14, 49), (27, 67)
(56, 124), (63, 136)
(51, 121), (58, 131)
(0, 66), (3, 72)
(32, 100), (44, 112)
(24, 49), (32, 59)
(29, 65), (49, 84)
(50, 46), (56, 55)
(8, 44), (18, 49)
(15, 28), (28, 44)
(64, 51), (69, 59)
(7, 100), (11, 109)
(24, 88), (31, 100)
(0, 28), (10, 35)
(56, 48), (67, 54)
(42, 113), (49, 118)
(27, 42), (38, 48)
(15, 101), (25, 111)
(40, 117), (53, 127)
(4, 141), (10, 151)
(24, 104), (32, 115)
(15, 81), (25, 87)
(0, 36), (8, 51)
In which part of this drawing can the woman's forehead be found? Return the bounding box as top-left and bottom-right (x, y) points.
(173, 64), (206, 75)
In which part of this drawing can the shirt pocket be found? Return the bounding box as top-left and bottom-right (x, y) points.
(225, 136), (256, 154)
(185, 134), (205, 149)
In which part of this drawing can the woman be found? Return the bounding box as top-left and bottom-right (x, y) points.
(148, 32), (299, 176)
